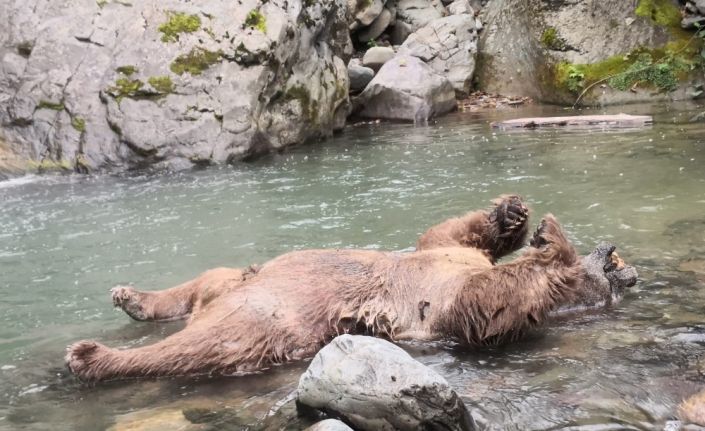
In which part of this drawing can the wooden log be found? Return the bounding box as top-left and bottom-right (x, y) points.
(491, 113), (653, 129)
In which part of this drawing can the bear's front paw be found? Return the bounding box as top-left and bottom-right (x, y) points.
(490, 195), (529, 239)
(65, 340), (108, 381)
(111, 286), (147, 320)
(530, 215), (561, 248)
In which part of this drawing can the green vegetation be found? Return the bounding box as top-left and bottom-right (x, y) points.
(170, 48), (222, 75)
(148, 76), (174, 93)
(158, 12), (201, 42)
(244, 10), (267, 33)
(37, 100), (65, 111)
(108, 78), (144, 102)
(71, 116), (86, 132)
(608, 52), (688, 91)
(116, 65), (138, 76)
(540, 27), (566, 50)
(635, 0), (681, 27)
(554, 35), (704, 97)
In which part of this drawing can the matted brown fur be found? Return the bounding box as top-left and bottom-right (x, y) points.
(66, 197), (586, 382)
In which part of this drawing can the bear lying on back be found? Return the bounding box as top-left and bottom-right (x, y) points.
(66, 195), (637, 381)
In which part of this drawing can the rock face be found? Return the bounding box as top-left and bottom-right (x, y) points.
(355, 55), (456, 122)
(399, 15), (479, 95)
(297, 334), (476, 431)
(0, 0), (352, 174)
(476, 0), (705, 105)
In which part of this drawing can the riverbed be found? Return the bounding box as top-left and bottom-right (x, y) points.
(1, 102), (704, 430)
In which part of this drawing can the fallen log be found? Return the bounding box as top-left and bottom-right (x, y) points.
(491, 113), (653, 129)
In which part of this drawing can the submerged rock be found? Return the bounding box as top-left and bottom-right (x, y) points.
(305, 419), (354, 431)
(399, 15), (479, 95)
(0, 0), (351, 174)
(297, 334), (476, 431)
(354, 55), (456, 122)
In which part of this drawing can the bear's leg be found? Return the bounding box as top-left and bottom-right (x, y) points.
(65, 314), (316, 381)
(111, 267), (249, 322)
(438, 214), (583, 344)
(417, 194), (529, 261)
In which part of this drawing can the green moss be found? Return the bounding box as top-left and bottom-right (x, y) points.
(28, 159), (72, 172)
(37, 100), (65, 111)
(159, 12), (201, 43)
(116, 65), (138, 76)
(540, 27), (566, 50)
(96, 0), (108, 7)
(71, 116), (86, 132)
(635, 0), (681, 27)
(148, 76), (174, 93)
(107, 78), (144, 102)
(285, 85), (318, 123)
(244, 10), (267, 33)
(170, 48), (222, 75)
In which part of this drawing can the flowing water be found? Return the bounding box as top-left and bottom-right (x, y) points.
(1, 102), (705, 430)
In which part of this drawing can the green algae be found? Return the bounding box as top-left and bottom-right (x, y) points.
(116, 65), (138, 76)
(71, 116), (86, 132)
(37, 100), (65, 111)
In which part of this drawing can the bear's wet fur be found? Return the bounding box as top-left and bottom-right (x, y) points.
(65, 195), (634, 381)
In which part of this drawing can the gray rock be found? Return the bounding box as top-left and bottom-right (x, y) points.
(390, 21), (414, 45)
(696, 0), (705, 15)
(355, 55), (456, 122)
(0, 0), (351, 175)
(352, 0), (386, 27)
(362, 46), (396, 71)
(357, 8), (393, 42)
(447, 0), (474, 15)
(348, 60), (375, 92)
(682, 15), (705, 29)
(395, 0), (446, 32)
(305, 419), (354, 431)
(298, 335), (475, 431)
(399, 15), (478, 95)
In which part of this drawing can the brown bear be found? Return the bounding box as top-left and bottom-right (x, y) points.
(65, 195), (637, 381)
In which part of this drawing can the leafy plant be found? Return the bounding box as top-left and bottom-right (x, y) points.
(565, 65), (585, 92)
(608, 52), (687, 92)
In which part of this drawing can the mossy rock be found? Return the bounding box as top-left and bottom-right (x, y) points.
(116, 65), (138, 76)
(159, 12), (201, 43)
(71, 116), (86, 132)
(170, 48), (222, 75)
(37, 100), (65, 111)
(540, 27), (566, 51)
(148, 76), (174, 94)
(244, 10), (267, 33)
(635, 0), (681, 28)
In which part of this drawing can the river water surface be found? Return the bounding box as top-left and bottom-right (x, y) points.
(1, 102), (705, 430)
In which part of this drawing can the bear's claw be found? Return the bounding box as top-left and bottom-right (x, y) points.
(491, 195), (529, 239)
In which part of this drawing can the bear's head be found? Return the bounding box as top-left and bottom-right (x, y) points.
(567, 242), (638, 311)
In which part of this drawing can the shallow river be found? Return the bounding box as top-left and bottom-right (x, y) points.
(1, 102), (705, 430)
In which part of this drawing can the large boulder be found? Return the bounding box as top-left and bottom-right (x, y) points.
(362, 46), (396, 71)
(354, 55), (456, 122)
(297, 335), (476, 431)
(399, 15), (479, 95)
(0, 0), (352, 175)
(476, 0), (705, 105)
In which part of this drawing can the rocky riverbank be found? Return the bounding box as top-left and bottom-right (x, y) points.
(1, 0), (704, 176)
